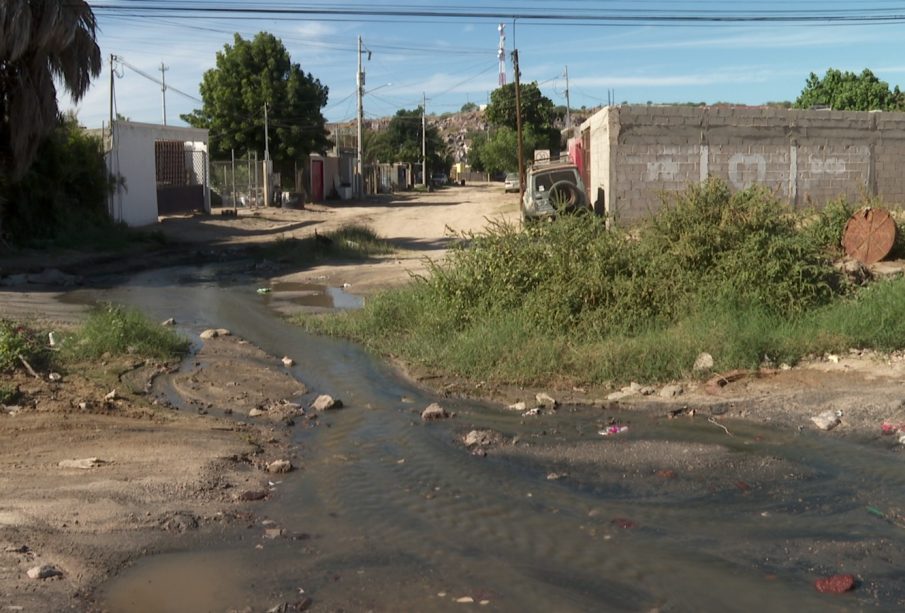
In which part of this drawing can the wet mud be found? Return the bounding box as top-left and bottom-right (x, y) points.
(62, 264), (905, 612)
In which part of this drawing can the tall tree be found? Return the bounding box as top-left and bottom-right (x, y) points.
(470, 126), (544, 176)
(486, 82), (555, 131)
(794, 68), (905, 112)
(182, 33), (330, 167)
(368, 107), (449, 171)
(0, 0), (101, 180)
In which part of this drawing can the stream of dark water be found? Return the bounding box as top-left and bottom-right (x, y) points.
(68, 265), (905, 612)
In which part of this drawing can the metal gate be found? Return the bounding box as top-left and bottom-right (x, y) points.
(155, 141), (206, 215)
(210, 153), (263, 208)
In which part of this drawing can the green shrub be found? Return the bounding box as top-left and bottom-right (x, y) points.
(302, 179), (905, 387)
(257, 224), (393, 265)
(64, 304), (189, 361)
(0, 384), (19, 405)
(0, 320), (47, 373)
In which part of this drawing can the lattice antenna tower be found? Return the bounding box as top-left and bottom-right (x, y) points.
(497, 23), (507, 86)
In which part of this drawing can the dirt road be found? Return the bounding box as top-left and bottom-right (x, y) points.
(0, 183), (519, 611)
(3, 183), (905, 610)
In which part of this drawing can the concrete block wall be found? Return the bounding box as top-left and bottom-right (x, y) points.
(580, 105), (905, 225)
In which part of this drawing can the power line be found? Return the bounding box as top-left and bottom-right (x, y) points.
(114, 55), (203, 103)
(88, 2), (905, 26)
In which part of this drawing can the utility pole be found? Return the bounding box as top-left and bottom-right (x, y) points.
(513, 49), (525, 203)
(422, 92), (427, 188)
(263, 102), (271, 206)
(159, 62), (169, 125)
(564, 65), (572, 132)
(356, 35), (365, 198)
(109, 54), (115, 131)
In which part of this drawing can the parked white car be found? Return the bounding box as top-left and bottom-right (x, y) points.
(504, 172), (519, 193)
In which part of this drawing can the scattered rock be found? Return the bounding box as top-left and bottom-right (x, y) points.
(607, 390), (634, 402)
(200, 328), (231, 340)
(266, 460), (293, 474)
(27, 564), (62, 580)
(507, 401), (527, 412)
(455, 597), (474, 604)
(104, 389), (118, 401)
(814, 574), (856, 594)
(311, 395), (342, 411)
(535, 392), (558, 408)
(236, 490), (268, 502)
(47, 372), (62, 382)
(421, 403), (450, 421)
(248, 407), (267, 418)
(693, 352), (714, 372)
(263, 528), (285, 540)
(835, 257), (871, 285)
(160, 512), (198, 533)
(546, 472), (567, 481)
(463, 429), (501, 448)
(638, 385), (656, 396)
(281, 356), (295, 367)
(659, 385), (684, 399)
(58, 457), (107, 469)
(161, 318), (176, 326)
(522, 408), (542, 417)
(811, 410), (842, 431)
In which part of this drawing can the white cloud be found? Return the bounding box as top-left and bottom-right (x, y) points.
(295, 22), (338, 40)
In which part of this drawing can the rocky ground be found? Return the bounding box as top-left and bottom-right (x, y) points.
(1, 182), (905, 610)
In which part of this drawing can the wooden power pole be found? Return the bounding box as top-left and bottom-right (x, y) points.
(513, 49), (525, 203)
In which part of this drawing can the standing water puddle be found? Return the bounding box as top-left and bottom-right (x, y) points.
(264, 281), (364, 314)
(64, 265), (905, 611)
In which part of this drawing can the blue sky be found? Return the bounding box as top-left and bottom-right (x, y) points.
(67, 1), (905, 128)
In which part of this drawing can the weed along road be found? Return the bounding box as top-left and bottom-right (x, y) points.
(2, 182), (905, 611)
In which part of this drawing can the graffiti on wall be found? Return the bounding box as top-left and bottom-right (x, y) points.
(809, 157), (847, 175)
(728, 153), (766, 189)
(645, 159), (680, 182)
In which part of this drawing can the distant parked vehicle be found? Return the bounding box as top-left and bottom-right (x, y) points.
(504, 172), (519, 193)
(431, 173), (448, 186)
(521, 161), (589, 222)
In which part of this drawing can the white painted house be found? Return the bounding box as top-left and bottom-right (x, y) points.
(106, 121), (210, 226)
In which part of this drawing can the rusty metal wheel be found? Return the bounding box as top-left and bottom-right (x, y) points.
(842, 207), (897, 265)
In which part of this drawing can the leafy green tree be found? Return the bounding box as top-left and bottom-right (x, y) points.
(470, 126), (544, 176)
(486, 82), (555, 132)
(182, 33), (330, 167)
(0, 1), (101, 180)
(794, 68), (905, 111)
(367, 107), (449, 172)
(460, 102), (479, 113)
(480, 82), (560, 161)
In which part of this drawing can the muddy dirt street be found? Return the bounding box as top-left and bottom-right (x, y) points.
(3, 183), (905, 611)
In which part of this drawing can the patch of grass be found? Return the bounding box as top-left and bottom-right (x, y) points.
(63, 304), (189, 361)
(257, 224), (393, 265)
(0, 319), (48, 373)
(300, 180), (905, 387)
(0, 384), (19, 405)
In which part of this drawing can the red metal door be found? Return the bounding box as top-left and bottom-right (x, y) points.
(312, 159), (324, 201)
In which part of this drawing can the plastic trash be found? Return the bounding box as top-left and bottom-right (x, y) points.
(256, 288), (272, 294)
(599, 425), (629, 436)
